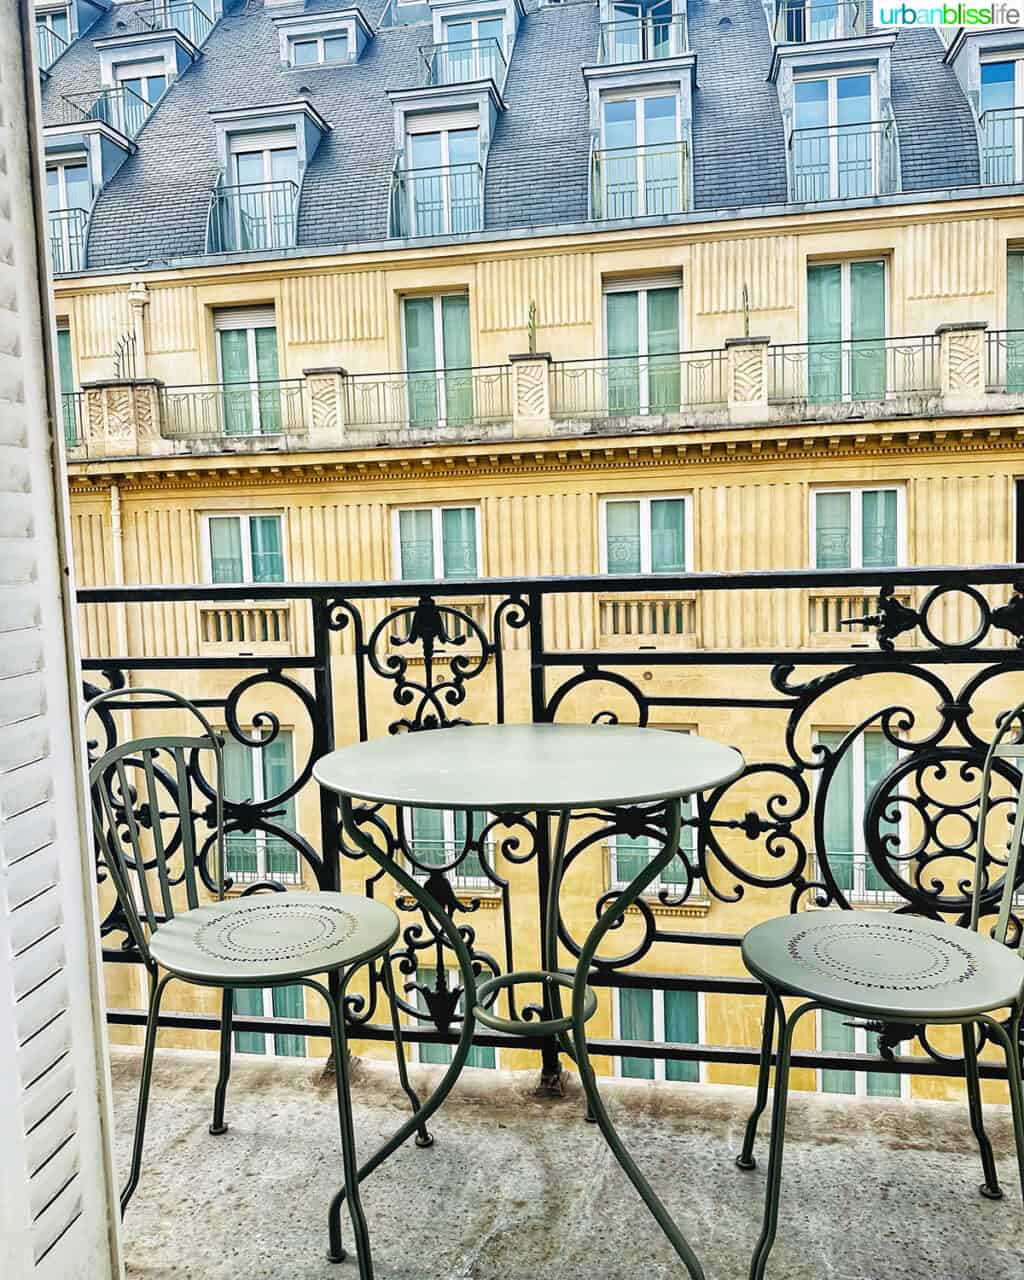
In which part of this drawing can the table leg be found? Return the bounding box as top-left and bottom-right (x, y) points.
(570, 797), (706, 1280)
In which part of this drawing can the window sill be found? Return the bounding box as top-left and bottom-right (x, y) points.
(622, 896), (711, 919)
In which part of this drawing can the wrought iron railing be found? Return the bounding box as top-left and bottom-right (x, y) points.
(550, 349), (727, 417)
(35, 21), (70, 71)
(767, 334), (940, 403)
(390, 163), (484, 237)
(773, 0), (864, 43)
(590, 140), (689, 219)
(61, 391), (84, 446)
(61, 85), (151, 139)
(980, 106), (1024, 186)
(206, 180), (300, 254)
(125, 0), (215, 44)
(985, 328), (1024, 394)
(159, 379), (306, 439)
(788, 117), (899, 202)
(47, 207), (88, 274)
(598, 14), (688, 64)
(420, 38), (507, 86)
(81, 566), (1024, 1083)
(343, 365), (513, 433)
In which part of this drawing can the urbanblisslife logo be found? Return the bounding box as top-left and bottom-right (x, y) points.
(873, 2), (1024, 22)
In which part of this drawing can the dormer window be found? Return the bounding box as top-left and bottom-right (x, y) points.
(35, 5), (71, 71)
(114, 59), (167, 110)
(790, 70), (896, 201)
(600, 1), (687, 67)
(428, 14), (507, 86)
(46, 157), (91, 273)
(980, 55), (1024, 184)
(773, 0), (864, 45)
(402, 118), (481, 236)
(273, 8), (371, 68)
(596, 90), (684, 218)
(290, 31), (350, 66)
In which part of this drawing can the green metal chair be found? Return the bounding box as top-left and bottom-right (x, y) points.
(737, 702), (1024, 1280)
(88, 688), (430, 1275)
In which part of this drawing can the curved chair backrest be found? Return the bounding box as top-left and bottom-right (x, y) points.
(87, 687), (225, 964)
(970, 698), (1024, 953)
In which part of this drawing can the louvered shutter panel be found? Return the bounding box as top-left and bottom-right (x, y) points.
(0, 8), (120, 1278)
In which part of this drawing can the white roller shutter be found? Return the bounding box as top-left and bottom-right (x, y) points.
(212, 304), (277, 331)
(0, 6), (121, 1279)
(603, 271), (684, 293)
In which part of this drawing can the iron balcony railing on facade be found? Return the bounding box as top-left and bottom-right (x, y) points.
(61, 391), (84, 446)
(126, 0), (215, 45)
(61, 84), (152, 140)
(979, 106), (1024, 186)
(773, 0), (865, 43)
(985, 328), (1024, 393)
(343, 364), (513, 432)
(206, 180), (300, 254)
(590, 140), (690, 220)
(48, 207), (88, 274)
(159, 379), (306, 440)
(550, 348), (727, 418)
(598, 14), (689, 64)
(767, 334), (940, 403)
(80, 565), (1024, 1085)
(390, 162), (484, 238)
(35, 21), (70, 72)
(420, 38), (507, 86)
(788, 117), (899, 203)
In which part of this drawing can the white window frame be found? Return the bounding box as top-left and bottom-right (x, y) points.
(792, 68), (879, 200)
(400, 290), (474, 428)
(390, 502), (481, 582)
(405, 808), (493, 889)
(599, 88), (682, 218)
(809, 483), (905, 569)
(440, 13), (509, 80)
(46, 157), (91, 272)
(214, 311), (282, 434)
(806, 256), (888, 401)
(46, 155), (90, 209)
(980, 54), (1024, 184)
(404, 121), (481, 237)
(113, 58), (167, 106)
(601, 280), (684, 414)
(598, 493), (693, 575)
(812, 727), (905, 906)
(200, 511), (287, 586)
(288, 31), (351, 67)
(35, 5), (70, 39)
(410, 966), (500, 1069)
(221, 726), (301, 886)
(236, 987), (308, 1057)
(816, 1008), (909, 1099)
(612, 987), (706, 1082)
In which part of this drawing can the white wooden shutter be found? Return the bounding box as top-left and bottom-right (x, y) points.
(0, 6), (121, 1279)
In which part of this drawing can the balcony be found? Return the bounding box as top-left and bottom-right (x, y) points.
(160, 380), (306, 441)
(342, 365), (513, 438)
(60, 390), (84, 446)
(206, 180), (299, 254)
(35, 22), (70, 72)
(767, 334), (940, 406)
(108, 1044), (1023, 1280)
(986, 329), (1024, 393)
(598, 14), (689, 64)
(772, 0), (865, 43)
(788, 117), (899, 203)
(47, 207), (88, 274)
(61, 85), (152, 140)
(550, 348), (726, 418)
(390, 163), (484, 238)
(980, 106), (1024, 186)
(590, 140), (690, 220)
(125, 0), (215, 45)
(421, 38), (507, 86)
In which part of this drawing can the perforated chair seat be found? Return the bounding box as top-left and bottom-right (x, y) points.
(742, 911), (1024, 1023)
(148, 891), (400, 987)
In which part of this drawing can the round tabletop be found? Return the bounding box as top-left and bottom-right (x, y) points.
(313, 723), (744, 811)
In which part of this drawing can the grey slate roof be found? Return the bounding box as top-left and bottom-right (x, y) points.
(39, 0), (995, 271)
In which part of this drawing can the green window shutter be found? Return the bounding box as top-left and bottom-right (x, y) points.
(606, 501), (641, 574)
(254, 327), (282, 434)
(262, 732), (297, 880)
(650, 498), (686, 573)
(807, 263), (842, 402)
(453, 809), (487, 880)
(415, 967), (453, 1066)
(441, 506), (478, 579)
(815, 491), (852, 568)
(606, 291), (641, 415)
(441, 294), (473, 425)
(271, 984), (306, 1057)
(820, 730), (854, 893)
(399, 508), (435, 580)
(56, 328), (77, 444)
(614, 832), (649, 885)
(218, 329), (254, 436)
(646, 287), (681, 413)
(861, 489), (897, 568)
(664, 990), (699, 1083)
(233, 987), (266, 1055)
(411, 807), (445, 870)
(404, 297), (440, 427)
(208, 516), (244, 584)
(867, 1041), (901, 1097)
(1008, 252), (1024, 393)
(619, 987), (655, 1079)
(820, 1009), (855, 1095)
(222, 737), (257, 878)
(249, 515), (285, 583)
(849, 260), (886, 401)
(863, 731), (897, 892)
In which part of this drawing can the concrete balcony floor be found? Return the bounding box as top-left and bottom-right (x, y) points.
(111, 1046), (1023, 1280)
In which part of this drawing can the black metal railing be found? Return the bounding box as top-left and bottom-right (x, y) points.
(48, 207), (88, 275)
(343, 365), (513, 433)
(788, 117), (899, 202)
(125, 0), (214, 44)
(768, 334), (940, 403)
(61, 85), (152, 139)
(550, 349), (727, 417)
(61, 391), (84, 446)
(421, 38), (506, 86)
(206, 180), (300, 254)
(590, 140), (689, 219)
(980, 106), (1024, 186)
(160, 379), (306, 439)
(986, 328), (1024, 394)
(81, 566), (1024, 1083)
(390, 163), (484, 238)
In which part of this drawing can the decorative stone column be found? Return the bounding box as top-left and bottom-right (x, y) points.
(81, 378), (167, 458)
(937, 322), (988, 411)
(303, 367), (347, 448)
(127, 280), (150, 377)
(509, 351), (552, 438)
(725, 336), (770, 425)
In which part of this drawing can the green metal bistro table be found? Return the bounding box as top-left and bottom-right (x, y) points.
(314, 722), (743, 1277)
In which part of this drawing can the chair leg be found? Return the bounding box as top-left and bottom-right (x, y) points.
(981, 1008), (1024, 1206)
(326, 983), (374, 1277)
(381, 959), (433, 1149)
(962, 1022), (1003, 1200)
(121, 971), (172, 1216)
(737, 994), (777, 1171)
(210, 987), (234, 1137)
